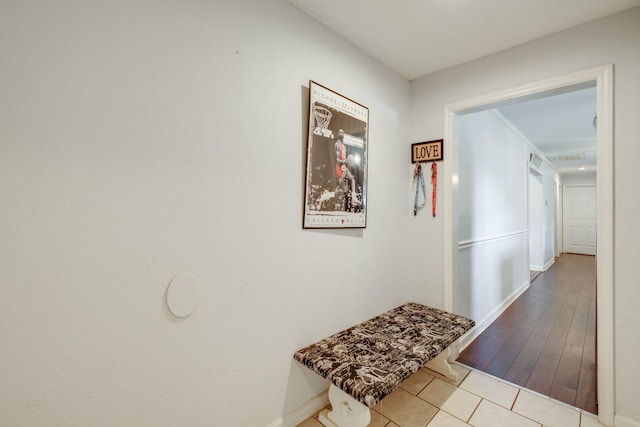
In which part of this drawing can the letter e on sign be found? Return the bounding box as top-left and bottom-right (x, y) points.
(411, 139), (443, 163)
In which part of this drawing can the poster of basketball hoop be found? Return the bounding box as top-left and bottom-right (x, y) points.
(303, 81), (369, 229)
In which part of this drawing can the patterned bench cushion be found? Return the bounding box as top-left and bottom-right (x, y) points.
(293, 302), (475, 407)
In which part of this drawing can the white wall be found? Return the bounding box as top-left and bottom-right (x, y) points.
(3, 2), (639, 425)
(542, 160), (557, 269)
(528, 159), (557, 272)
(410, 7), (640, 425)
(529, 171), (545, 270)
(0, 1), (418, 426)
(562, 172), (597, 186)
(455, 110), (529, 325)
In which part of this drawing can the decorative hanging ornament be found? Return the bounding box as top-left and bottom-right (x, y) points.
(413, 162), (426, 216)
(431, 162), (438, 217)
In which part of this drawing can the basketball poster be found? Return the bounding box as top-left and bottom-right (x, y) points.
(303, 81), (369, 229)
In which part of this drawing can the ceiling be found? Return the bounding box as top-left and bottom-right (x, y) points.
(495, 86), (597, 175)
(289, 0), (640, 175)
(288, 0), (640, 80)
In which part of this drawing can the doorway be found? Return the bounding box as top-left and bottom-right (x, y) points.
(458, 253), (597, 413)
(443, 65), (613, 425)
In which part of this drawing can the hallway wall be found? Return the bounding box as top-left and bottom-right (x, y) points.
(455, 110), (530, 326)
(409, 6), (640, 425)
(0, 2), (416, 426)
(2, 1), (639, 426)
(542, 159), (558, 269)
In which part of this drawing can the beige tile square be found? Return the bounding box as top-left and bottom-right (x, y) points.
(469, 399), (541, 427)
(422, 363), (470, 386)
(369, 409), (391, 427)
(580, 413), (607, 427)
(374, 387), (438, 427)
(459, 370), (518, 409)
(513, 390), (580, 427)
(426, 410), (470, 427)
(401, 369), (435, 395)
(296, 417), (324, 427)
(418, 378), (481, 421)
(450, 362), (471, 378)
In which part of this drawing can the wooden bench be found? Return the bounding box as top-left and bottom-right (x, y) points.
(293, 302), (475, 427)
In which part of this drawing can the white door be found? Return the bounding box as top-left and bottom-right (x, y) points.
(563, 185), (596, 255)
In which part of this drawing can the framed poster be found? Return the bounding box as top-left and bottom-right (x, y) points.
(303, 81), (369, 229)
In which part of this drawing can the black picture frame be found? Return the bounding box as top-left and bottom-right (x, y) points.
(303, 81), (369, 229)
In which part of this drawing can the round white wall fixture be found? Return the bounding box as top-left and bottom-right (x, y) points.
(166, 273), (201, 318)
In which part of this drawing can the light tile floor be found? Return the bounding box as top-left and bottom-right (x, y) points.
(297, 363), (605, 427)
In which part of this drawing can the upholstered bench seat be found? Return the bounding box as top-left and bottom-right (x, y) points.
(293, 302), (474, 427)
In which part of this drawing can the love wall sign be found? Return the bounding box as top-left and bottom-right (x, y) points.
(411, 139), (443, 163)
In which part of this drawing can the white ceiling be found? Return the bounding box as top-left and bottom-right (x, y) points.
(495, 86), (597, 174)
(288, 0), (640, 80)
(289, 0), (640, 175)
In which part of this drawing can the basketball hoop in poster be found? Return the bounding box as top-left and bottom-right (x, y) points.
(312, 105), (334, 139)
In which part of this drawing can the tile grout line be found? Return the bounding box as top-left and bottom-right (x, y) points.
(511, 388), (521, 411)
(458, 361), (594, 416)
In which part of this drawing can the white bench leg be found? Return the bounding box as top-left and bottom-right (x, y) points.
(425, 346), (460, 382)
(318, 384), (371, 427)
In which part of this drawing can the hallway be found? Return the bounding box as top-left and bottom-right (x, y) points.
(457, 254), (597, 414)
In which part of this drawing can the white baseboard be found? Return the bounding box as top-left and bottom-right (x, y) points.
(458, 280), (530, 351)
(266, 390), (329, 427)
(544, 257), (555, 271)
(615, 414), (640, 427)
(265, 417), (283, 427)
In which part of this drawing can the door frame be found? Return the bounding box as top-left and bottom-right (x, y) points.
(443, 65), (614, 425)
(528, 167), (544, 272)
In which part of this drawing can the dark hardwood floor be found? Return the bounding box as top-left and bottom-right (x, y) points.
(458, 253), (597, 414)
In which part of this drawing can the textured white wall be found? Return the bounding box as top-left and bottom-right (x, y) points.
(0, 1), (416, 426)
(562, 173), (597, 186)
(410, 7), (640, 424)
(3, 1), (639, 425)
(455, 110), (530, 323)
(529, 172), (545, 270)
(542, 160), (557, 268)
